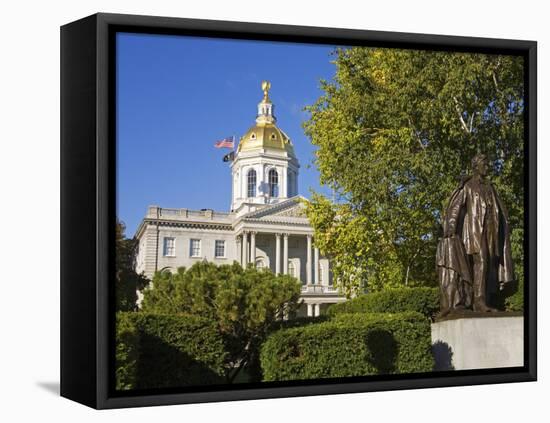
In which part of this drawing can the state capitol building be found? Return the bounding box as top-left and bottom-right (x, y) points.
(135, 81), (345, 317)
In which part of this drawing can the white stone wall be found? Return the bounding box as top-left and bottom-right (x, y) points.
(138, 225), (237, 278)
(138, 225), (332, 288)
(135, 224), (158, 276)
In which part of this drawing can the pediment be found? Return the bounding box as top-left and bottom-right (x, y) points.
(270, 203), (307, 218)
(243, 196), (309, 221)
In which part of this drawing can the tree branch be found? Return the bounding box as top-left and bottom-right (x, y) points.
(468, 112), (476, 133)
(407, 118), (426, 149)
(492, 57), (502, 93)
(453, 96), (471, 134)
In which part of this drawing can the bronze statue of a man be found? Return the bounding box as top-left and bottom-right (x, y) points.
(437, 154), (514, 316)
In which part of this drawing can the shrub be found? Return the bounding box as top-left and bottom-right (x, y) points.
(505, 278), (524, 312)
(260, 312), (434, 381)
(327, 287), (439, 319)
(115, 312), (139, 390)
(240, 316), (330, 382)
(269, 315), (329, 331)
(116, 312), (227, 390)
(505, 227), (524, 312)
(141, 261), (302, 383)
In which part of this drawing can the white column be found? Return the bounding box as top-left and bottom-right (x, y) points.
(307, 303), (313, 317)
(242, 231), (248, 267)
(314, 304), (320, 317)
(275, 233), (281, 274)
(250, 231), (256, 265)
(314, 247), (319, 285)
(306, 234), (312, 285)
(283, 233), (289, 274)
(236, 235), (242, 266)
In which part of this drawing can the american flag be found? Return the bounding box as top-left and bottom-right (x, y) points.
(214, 136), (235, 149)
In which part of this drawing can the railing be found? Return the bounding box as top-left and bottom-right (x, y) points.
(301, 284), (339, 294)
(146, 206), (232, 221)
(158, 208), (184, 216)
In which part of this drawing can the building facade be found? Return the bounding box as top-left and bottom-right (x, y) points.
(135, 81), (345, 316)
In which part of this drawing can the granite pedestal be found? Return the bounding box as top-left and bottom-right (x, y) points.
(431, 312), (524, 371)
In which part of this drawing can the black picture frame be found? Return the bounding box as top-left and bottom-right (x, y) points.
(60, 12), (537, 409)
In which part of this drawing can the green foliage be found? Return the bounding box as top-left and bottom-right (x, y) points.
(115, 311), (139, 390)
(270, 315), (330, 331)
(327, 287), (439, 320)
(505, 278), (524, 312)
(260, 312), (434, 381)
(115, 220), (149, 311)
(303, 47), (524, 296)
(505, 227), (524, 311)
(115, 312), (226, 390)
(140, 261), (303, 382)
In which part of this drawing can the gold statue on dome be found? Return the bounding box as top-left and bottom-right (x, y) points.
(261, 80), (271, 101)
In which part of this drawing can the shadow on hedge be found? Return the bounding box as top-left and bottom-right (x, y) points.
(136, 332), (224, 389)
(365, 329), (398, 374)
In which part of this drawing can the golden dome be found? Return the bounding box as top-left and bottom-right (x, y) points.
(237, 81), (296, 157)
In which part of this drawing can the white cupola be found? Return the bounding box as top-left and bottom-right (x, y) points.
(230, 81), (300, 215)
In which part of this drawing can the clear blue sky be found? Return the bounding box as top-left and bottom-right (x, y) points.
(117, 32), (339, 236)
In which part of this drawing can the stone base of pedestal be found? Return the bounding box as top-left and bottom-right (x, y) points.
(431, 312), (524, 371)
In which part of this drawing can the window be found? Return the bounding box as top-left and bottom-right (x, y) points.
(269, 169), (279, 197)
(190, 239), (201, 257)
(288, 261), (296, 278)
(163, 237), (175, 256)
(247, 169), (257, 197)
(215, 240), (225, 258)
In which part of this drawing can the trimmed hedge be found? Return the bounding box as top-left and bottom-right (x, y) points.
(116, 312), (139, 390)
(269, 315), (329, 331)
(327, 287), (439, 319)
(238, 316), (332, 383)
(116, 312), (227, 390)
(260, 312), (434, 381)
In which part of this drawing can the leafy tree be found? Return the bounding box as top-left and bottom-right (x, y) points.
(140, 261), (302, 383)
(303, 48), (524, 296)
(116, 220), (149, 311)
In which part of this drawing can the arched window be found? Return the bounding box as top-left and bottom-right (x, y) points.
(247, 169), (257, 197)
(288, 261), (296, 278)
(269, 169), (279, 197)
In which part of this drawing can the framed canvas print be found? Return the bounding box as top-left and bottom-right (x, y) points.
(60, 13), (537, 409)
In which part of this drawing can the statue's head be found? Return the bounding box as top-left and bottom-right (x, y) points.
(471, 153), (488, 177)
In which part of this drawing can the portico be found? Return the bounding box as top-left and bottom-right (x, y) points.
(232, 198), (345, 316)
(237, 231), (319, 281)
